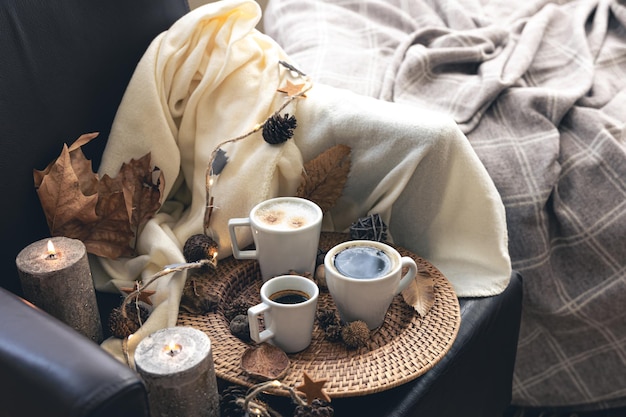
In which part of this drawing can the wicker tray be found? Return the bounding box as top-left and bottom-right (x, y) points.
(177, 232), (460, 397)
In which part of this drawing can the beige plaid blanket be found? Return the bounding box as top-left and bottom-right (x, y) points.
(265, 0), (626, 410)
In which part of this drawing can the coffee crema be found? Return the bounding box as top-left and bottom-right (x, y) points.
(254, 201), (318, 231)
(333, 245), (392, 279)
(269, 289), (310, 304)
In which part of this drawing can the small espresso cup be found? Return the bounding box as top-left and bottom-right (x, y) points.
(248, 275), (319, 353)
(228, 197), (323, 281)
(324, 240), (418, 330)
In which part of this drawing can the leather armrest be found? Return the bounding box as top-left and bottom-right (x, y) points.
(0, 287), (149, 417)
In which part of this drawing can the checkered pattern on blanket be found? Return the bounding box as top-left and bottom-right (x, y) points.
(264, 0), (626, 409)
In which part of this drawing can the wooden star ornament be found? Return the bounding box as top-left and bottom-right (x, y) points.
(277, 80), (307, 97)
(120, 282), (156, 306)
(296, 371), (331, 405)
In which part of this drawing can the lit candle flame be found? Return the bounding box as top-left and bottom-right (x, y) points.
(163, 342), (182, 357)
(46, 240), (58, 260)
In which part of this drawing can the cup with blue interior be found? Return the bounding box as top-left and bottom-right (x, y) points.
(324, 240), (417, 330)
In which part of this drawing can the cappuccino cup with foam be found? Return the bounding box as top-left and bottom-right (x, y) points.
(228, 197), (323, 281)
(324, 240), (418, 329)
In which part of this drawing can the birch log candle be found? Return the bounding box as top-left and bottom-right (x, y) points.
(134, 326), (220, 417)
(15, 236), (103, 343)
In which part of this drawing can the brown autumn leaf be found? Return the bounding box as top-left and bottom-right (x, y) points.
(34, 133), (163, 259)
(68, 133), (100, 195)
(34, 143), (99, 236)
(401, 269), (436, 317)
(86, 174), (135, 259)
(296, 144), (351, 213)
(118, 153), (165, 238)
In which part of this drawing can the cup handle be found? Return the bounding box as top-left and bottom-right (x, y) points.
(248, 302), (274, 343)
(395, 256), (418, 295)
(228, 218), (257, 259)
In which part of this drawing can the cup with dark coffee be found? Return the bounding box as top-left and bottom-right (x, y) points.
(324, 240), (418, 330)
(248, 275), (319, 353)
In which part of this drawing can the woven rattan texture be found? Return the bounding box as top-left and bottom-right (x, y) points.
(177, 232), (461, 397)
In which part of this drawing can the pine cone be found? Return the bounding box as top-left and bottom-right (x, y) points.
(294, 399), (334, 417)
(349, 213), (388, 242)
(179, 280), (219, 315)
(316, 308), (339, 329)
(108, 303), (151, 339)
(223, 299), (251, 321)
(183, 234), (219, 263)
(341, 320), (370, 349)
(324, 324), (343, 342)
(221, 384), (270, 417)
(262, 113), (297, 144)
(220, 385), (247, 417)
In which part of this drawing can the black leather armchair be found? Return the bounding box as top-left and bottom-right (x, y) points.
(0, 1), (524, 417)
(0, 0), (189, 298)
(0, 287), (148, 417)
(0, 1), (188, 416)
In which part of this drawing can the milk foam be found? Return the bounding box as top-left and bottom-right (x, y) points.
(254, 200), (318, 230)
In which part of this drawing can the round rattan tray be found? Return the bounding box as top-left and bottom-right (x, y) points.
(177, 232), (460, 397)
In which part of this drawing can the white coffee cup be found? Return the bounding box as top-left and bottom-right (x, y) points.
(248, 275), (319, 353)
(228, 197), (323, 281)
(324, 240), (418, 330)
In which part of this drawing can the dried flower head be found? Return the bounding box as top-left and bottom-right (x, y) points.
(341, 320), (370, 349)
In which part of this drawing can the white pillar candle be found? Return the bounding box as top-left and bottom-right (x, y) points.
(15, 236), (103, 343)
(134, 326), (220, 417)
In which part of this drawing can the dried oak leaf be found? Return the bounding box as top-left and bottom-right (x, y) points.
(118, 153), (165, 236)
(401, 269), (436, 317)
(34, 138), (100, 241)
(296, 144), (351, 213)
(34, 133), (163, 259)
(87, 174), (135, 258)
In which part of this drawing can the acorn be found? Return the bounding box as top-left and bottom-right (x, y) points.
(183, 234), (219, 264)
(229, 314), (250, 342)
(314, 264), (327, 290)
(341, 320), (370, 349)
(108, 302), (151, 339)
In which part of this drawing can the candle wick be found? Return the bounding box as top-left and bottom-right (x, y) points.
(165, 343), (183, 357)
(46, 253), (58, 260)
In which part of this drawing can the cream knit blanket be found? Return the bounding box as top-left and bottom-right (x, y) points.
(93, 0), (511, 361)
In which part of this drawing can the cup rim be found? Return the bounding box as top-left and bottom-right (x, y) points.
(260, 274), (319, 307)
(249, 197), (323, 233)
(324, 240), (402, 283)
